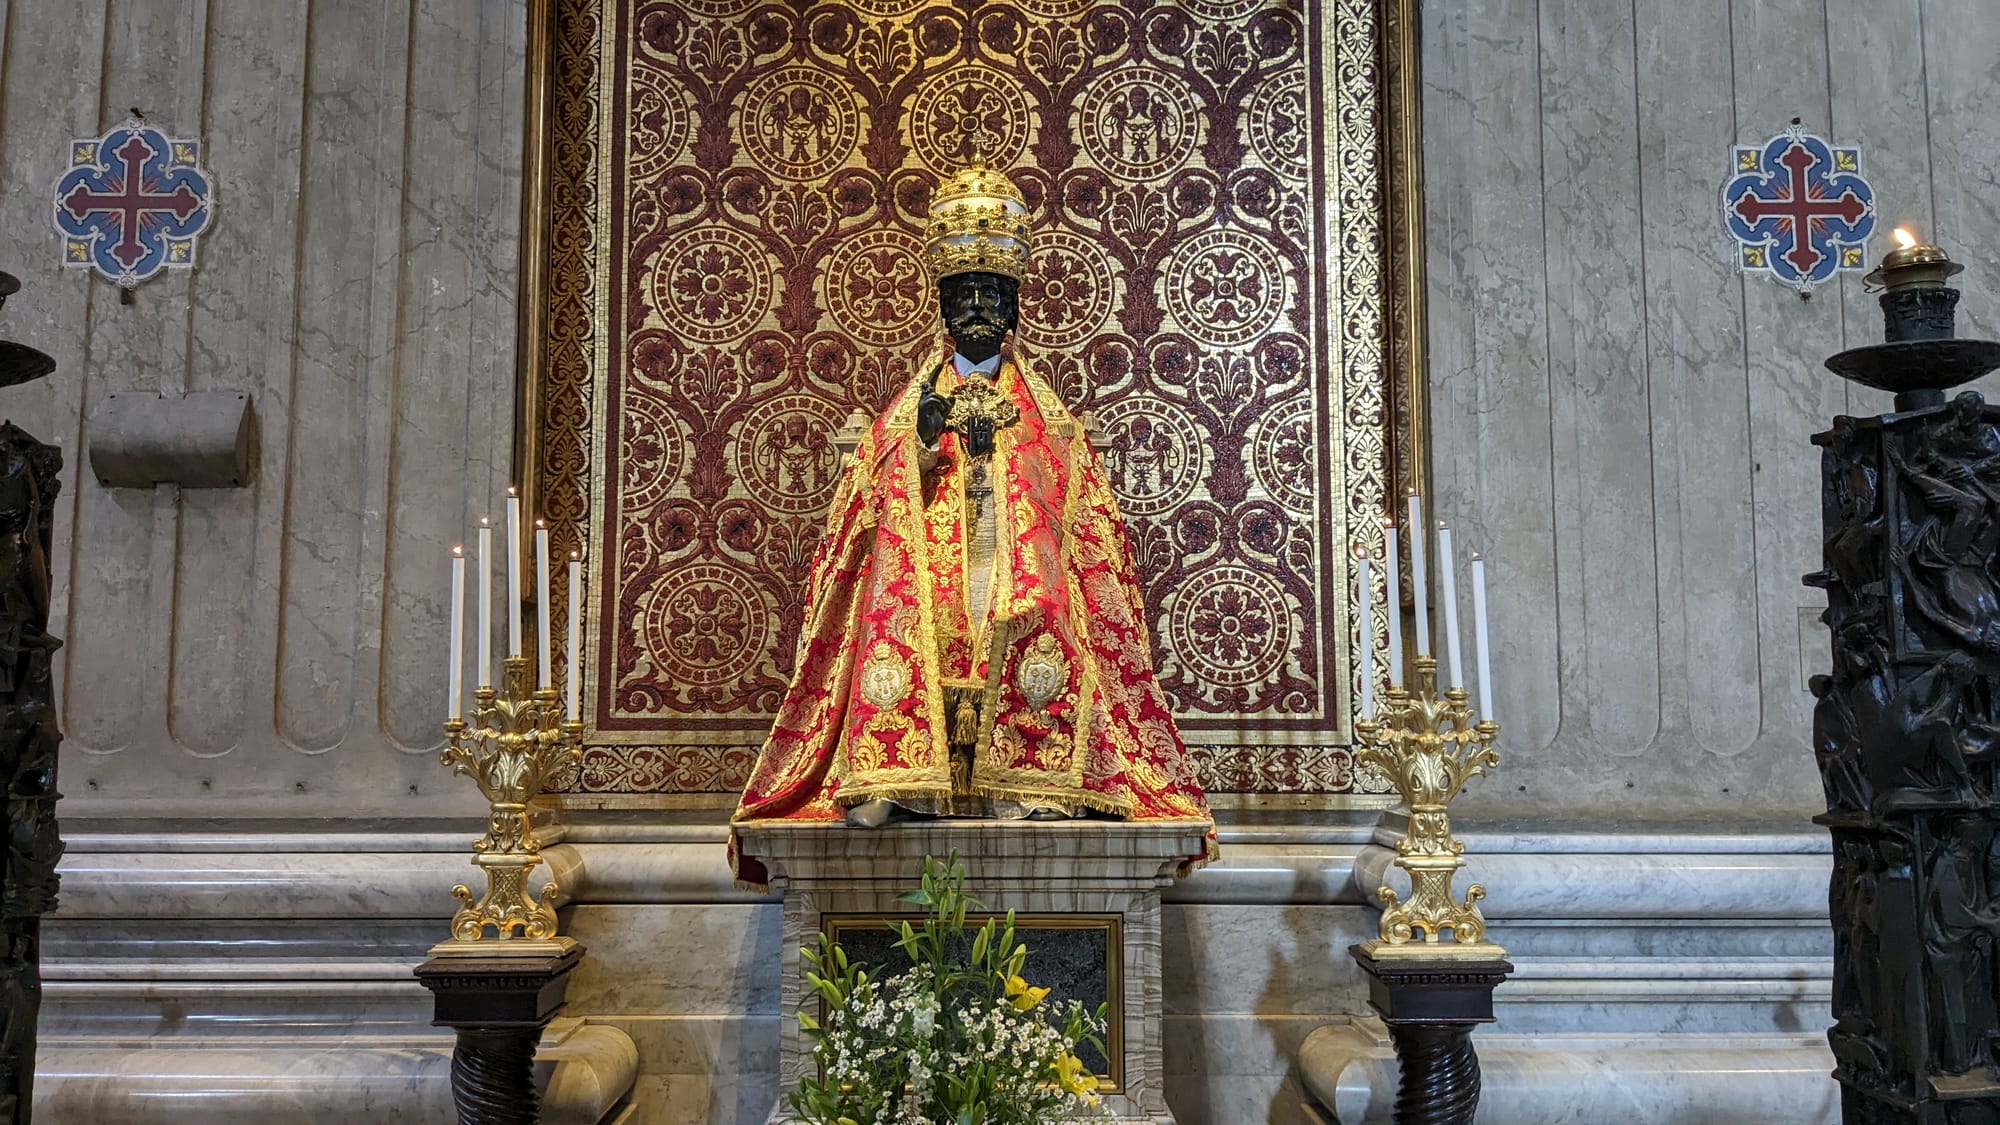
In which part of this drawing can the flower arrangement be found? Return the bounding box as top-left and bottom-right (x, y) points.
(789, 851), (1109, 1124)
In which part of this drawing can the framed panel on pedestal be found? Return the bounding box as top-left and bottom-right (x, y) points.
(824, 912), (1125, 1088)
(516, 0), (1430, 809)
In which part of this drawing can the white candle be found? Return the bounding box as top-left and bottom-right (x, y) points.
(1472, 554), (1494, 724)
(567, 552), (582, 722)
(476, 519), (493, 688)
(1438, 523), (1463, 689)
(1382, 518), (1402, 686)
(506, 488), (523, 658)
(536, 521), (552, 690)
(1407, 492), (1430, 657)
(1355, 547), (1373, 719)
(447, 546), (465, 721)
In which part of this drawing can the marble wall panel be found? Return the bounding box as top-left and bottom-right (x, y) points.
(1537, 0), (1659, 758)
(65, 0), (208, 762)
(1426, 0), (2000, 818)
(1423, 0), (1564, 760)
(170, 0), (310, 758)
(0, 1), (522, 815)
(1632, 0), (1761, 757)
(1922, 0), (2000, 346)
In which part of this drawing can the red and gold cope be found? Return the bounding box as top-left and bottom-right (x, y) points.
(729, 344), (1214, 887)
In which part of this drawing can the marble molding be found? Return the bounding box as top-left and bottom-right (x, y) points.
(35, 816), (1845, 1124)
(734, 819), (1209, 1124)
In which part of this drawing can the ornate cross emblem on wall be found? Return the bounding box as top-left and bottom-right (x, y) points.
(1722, 124), (1875, 293)
(52, 119), (215, 289)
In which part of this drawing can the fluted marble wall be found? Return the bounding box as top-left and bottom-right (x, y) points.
(11, 0), (1996, 824)
(0, 0), (524, 817)
(1423, 0), (2000, 818)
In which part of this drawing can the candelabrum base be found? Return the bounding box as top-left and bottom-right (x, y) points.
(428, 935), (579, 959)
(1359, 938), (1508, 962)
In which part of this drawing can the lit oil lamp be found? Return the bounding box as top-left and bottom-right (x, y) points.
(1864, 228), (1963, 343)
(1866, 227), (1963, 292)
(1827, 226), (2000, 411)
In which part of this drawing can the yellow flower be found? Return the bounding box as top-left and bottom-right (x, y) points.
(1051, 1053), (1101, 1099)
(1003, 974), (1050, 1011)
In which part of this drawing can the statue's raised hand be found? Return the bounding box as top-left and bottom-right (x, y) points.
(916, 364), (949, 448)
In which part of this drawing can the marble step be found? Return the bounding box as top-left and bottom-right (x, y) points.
(35, 1019), (639, 1125)
(1299, 1023), (1838, 1125)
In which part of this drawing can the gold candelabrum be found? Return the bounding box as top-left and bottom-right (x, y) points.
(433, 654), (583, 957)
(1353, 654), (1505, 960)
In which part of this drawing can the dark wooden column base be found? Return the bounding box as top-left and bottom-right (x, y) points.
(415, 944), (585, 1125)
(1349, 945), (1513, 1125)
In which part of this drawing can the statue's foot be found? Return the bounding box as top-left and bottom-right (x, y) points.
(845, 798), (899, 829)
(1023, 806), (1073, 821)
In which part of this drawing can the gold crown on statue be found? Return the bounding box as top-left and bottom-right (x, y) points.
(924, 130), (1032, 281)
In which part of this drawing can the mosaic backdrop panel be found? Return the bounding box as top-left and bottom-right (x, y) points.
(536, 0), (1416, 800)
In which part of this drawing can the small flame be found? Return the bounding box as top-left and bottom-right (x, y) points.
(507, 484), (518, 497)
(535, 518), (547, 529)
(570, 549), (581, 560)
(1893, 227), (1918, 250)
(479, 515), (490, 527)
(452, 544), (464, 556)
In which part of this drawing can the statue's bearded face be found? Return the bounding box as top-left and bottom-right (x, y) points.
(938, 271), (1019, 362)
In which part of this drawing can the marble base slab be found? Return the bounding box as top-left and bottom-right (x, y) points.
(735, 819), (1209, 1124)
(34, 1022), (636, 1125)
(1299, 821), (1839, 1123)
(1299, 1022), (1838, 1124)
(39, 816), (1840, 1124)
(36, 829), (631, 1125)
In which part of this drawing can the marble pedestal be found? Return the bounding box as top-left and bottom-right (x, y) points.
(734, 819), (1208, 1124)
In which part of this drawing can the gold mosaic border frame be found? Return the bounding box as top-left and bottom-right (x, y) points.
(519, 0), (1429, 809)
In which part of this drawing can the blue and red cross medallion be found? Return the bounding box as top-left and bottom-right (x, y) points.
(52, 121), (214, 288)
(1722, 126), (1875, 292)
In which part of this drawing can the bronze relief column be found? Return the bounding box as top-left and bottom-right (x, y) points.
(1810, 231), (2000, 1120)
(0, 270), (65, 1125)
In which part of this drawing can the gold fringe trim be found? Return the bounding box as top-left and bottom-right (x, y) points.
(970, 783), (1136, 819)
(835, 783), (956, 806)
